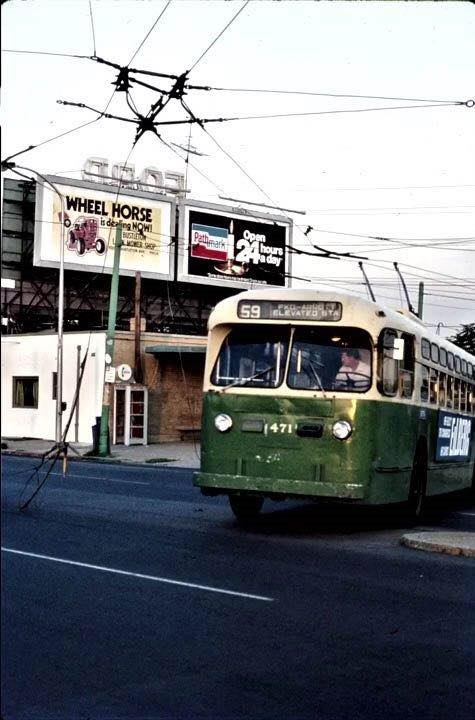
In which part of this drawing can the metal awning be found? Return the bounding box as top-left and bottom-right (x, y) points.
(146, 344), (206, 355)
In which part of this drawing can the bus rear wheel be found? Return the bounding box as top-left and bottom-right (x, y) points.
(229, 494), (263, 522)
(407, 446), (427, 522)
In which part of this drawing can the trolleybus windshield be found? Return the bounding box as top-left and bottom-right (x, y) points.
(211, 325), (372, 392)
(211, 326), (290, 389)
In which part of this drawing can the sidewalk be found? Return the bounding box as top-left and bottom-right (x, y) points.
(1, 437), (200, 469)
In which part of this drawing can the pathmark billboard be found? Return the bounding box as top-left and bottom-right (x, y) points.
(177, 200), (292, 289)
(34, 176), (175, 279)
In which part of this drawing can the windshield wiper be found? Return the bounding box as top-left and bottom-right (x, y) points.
(219, 365), (275, 393)
(308, 360), (327, 398)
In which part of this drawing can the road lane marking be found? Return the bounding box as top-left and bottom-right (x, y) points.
(1, 547), (274, 603)
(48, 472), (150, 486)
(455, 511), (475, 517)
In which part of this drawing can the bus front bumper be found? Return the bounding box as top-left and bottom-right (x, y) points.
(193, 472), (366, 500)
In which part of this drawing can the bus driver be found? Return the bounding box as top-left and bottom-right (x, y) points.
(335, 349), (371, 389)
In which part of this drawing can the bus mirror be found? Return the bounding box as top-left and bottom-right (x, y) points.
(387, 338), (404, 360)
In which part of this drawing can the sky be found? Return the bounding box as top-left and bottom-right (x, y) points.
(2, 0), (474, 339)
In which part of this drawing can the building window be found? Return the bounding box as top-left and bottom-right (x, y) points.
(13, 376), (39, 408)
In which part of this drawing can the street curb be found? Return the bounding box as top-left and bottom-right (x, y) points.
(401, 532), (475, 558)
(0, 449), (196, 471)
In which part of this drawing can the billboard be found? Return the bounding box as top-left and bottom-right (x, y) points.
(34, 176), (175, 279)
(177, 200), (292, 288)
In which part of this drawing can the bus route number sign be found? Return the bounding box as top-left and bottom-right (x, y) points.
(238, 300), (342, 321)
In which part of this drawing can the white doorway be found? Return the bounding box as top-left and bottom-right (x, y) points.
(113, 385), (148, 446)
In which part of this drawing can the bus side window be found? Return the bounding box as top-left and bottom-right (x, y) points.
(460, 382), (467, 413)
(439, 372), (446, 408)
(446, 375), (453, 409)
(469, 384), (474, 414)
(378, 328), (398, 396)
(429, 368), (438, 404)
(453, 378), (460, 411)
(400, 333), (415, 398)
(420, 365), (429, 403)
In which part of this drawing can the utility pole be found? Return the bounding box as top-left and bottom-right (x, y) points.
(418, 282), (424, 320)
(56, 194), (66, 444)
(99, 223), (123, 456)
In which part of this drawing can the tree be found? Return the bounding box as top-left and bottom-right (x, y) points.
(448, 324), (475, 354)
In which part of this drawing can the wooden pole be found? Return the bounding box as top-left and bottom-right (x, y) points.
(134, 271), (143, 383)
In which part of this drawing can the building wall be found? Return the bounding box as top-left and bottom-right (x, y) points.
(1, 330), (207, 444)
(1, 332), (106, 442)
(113, 331), (207, 442)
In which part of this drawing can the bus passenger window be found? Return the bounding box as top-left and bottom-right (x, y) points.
(400, 333), (415, 398)
(421, 339), (430, 360)
(468, 385), (474, 414)
(446, 376), (453, 409)
(379, 329), (398, 396)
(420, 366), (429, 403)
(447, 352), (454, 371)
(453, 379), (460, 410)
(460, 382), (467, 413)
(439, 373), (447, 408)
(429, 368), (438, 404)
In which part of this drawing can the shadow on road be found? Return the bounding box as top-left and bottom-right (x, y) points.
(227, 491), (474, 537)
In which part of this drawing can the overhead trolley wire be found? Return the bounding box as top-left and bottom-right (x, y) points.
(187, 1), (250, 72)
(127, 0), (172, 66)
(200, 86), (463, 104)
(88, 0), (97, 58)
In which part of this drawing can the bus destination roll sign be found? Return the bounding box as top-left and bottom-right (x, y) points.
(238, 300), (342, 321)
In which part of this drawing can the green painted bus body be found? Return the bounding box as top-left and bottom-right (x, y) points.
(194, 392), (473, 505)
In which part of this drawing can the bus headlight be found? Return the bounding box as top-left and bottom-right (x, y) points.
(332, 420), (352, 440)
(215, 413), (233, 433)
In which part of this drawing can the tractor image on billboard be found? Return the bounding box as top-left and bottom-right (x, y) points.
(64, 216), (106, 256)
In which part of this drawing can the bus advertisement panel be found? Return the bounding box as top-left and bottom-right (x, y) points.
(178, 200), (292, 289)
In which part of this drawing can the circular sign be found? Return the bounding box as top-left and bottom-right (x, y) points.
(117, 363), (133, 382)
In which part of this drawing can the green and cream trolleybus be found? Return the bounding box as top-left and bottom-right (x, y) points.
(193, 288), (474, 521)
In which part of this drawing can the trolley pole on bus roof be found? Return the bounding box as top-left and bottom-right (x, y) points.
(99, 223), (123, 456)
(418, 282), (424, 320)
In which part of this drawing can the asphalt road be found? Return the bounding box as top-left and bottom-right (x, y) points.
(2, 455), (474, 720)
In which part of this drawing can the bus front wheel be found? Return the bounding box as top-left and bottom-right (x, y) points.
(229, 494), (263, 522)
(407, 445), (427, 522)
